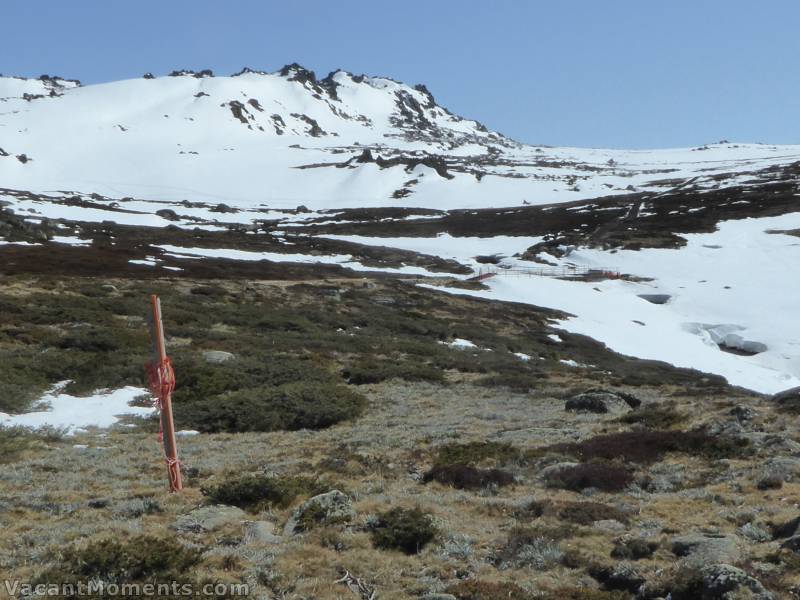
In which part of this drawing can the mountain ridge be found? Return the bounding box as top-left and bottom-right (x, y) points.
(2, 66), (799, 210)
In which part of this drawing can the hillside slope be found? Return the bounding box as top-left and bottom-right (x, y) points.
(1, 66), (799, 394)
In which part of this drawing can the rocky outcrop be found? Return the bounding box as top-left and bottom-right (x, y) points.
(353, 149), (453, 179)
(172, 504), (246, 533)
(565, 389), (641, 414)
(701, 563), (774, 599)
(671, 533), (741, 568)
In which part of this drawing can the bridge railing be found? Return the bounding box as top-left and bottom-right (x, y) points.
(469, 265), (621, 281)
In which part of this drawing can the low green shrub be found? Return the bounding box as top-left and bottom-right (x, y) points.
(611, 537), (658, 560)
(422, 464), (514, 490)
(57, 328), (124, 353)
(757, 475), (783, 490)
(175, 381), (366, 433)
(36, 535), (202, 587)
(342, 357), (444, 385)
(548, 430), (750, 464)
(369, 507), (438, 554)
(172, 354), (335, 405)
(0, 425), (64, 463)
(201, 473), (329, 512)
(476, 371), (546, 392)
(0, 426), (35, 463)
(545, 463), (633, 492)
(617, 404), (686, 429)
(433, 440), (521, 467)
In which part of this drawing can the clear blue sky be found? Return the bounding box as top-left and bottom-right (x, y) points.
(2, 1), (798, 149)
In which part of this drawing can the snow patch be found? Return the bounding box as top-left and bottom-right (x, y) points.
(0, 385), (154, 435)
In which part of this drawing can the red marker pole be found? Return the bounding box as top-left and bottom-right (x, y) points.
(147, 295), (183, 492)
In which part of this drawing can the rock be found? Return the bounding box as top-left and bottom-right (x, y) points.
(702, 563), (774, 599)
(100, 284), (117, 293)
(421, 595), (457, 600)
(671, 533), (741, 567)
(211, 203), (237, 213)
(565, 394), (609, 413)
(284, 490), (355, 535)
(243, 520), (283, 545)
(172, 504), (246, 533)
(155, 209), (179, 221)
(747, 434), (800, 455)
(730, 405), (755, 422)
(738, 522), (771, 543)
(202, 350), (235, 364)
(762, 457), (800, 481)
(638, 294), (672, 305)
(565, 389), (640, 414)
(590, 563), (645, 593)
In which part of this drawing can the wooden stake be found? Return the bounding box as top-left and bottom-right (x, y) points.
(147, 294), (183, 492)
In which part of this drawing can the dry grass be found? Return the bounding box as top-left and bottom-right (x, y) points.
(1, 277), (798, 597)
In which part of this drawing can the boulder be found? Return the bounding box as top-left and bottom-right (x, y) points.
(172, 504), (246, 532)
(738, 522), (770, 543)
(729, 405), (755, 422)
(762, 457), (800, 481)
(671, 533), (741, 568)
(638, 293), (672, 305)
(155, 209), (179, 221)
(702, 563), (774, 599)
(284, 490), (355, 535)
(590, 563), (645, 593)
(565, 388), (641, 414)
(202, 350), (235, 364)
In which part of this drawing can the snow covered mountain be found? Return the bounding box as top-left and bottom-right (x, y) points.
(2, 67), (800, 209)
(1, 66), (799, 395)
